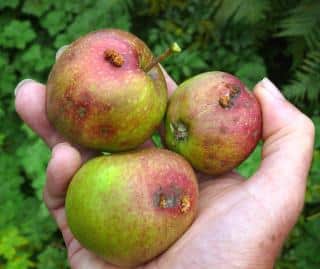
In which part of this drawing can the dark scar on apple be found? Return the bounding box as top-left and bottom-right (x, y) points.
(219, 85), (241, 108)
(170, 120), (188, 141)
(104, 49), (124, 67)
(153, 186), (191, 214)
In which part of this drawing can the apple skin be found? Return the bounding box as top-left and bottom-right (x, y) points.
(46, 29), (167, 152)
(165, 71), (262, 176)
(65, 148), (198, 268)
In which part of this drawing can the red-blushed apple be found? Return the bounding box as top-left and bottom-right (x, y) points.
(46, 29), (167, 151)
(65, 148), (198, 267)
(165, 71), (262, 175)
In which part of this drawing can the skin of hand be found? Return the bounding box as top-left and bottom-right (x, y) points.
(14, 48), (314, 269)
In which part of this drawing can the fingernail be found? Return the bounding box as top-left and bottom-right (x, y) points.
(14, 79), (34, 96)
(51, 142), (70, 158)
(55, 45), (69, 61)
(260, 77), (285, 100)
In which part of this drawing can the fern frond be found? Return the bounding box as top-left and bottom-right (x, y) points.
(306, 25), (320, 50)
(284, 50), (320, 102)
(277, 0), (320, 38)
(215, 0), (270, 24)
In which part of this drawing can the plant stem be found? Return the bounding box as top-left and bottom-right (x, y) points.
(144, 42), (181, 72)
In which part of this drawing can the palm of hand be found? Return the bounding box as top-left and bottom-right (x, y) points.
(15, 71), (314, 269)
(46, 168), (288, 269)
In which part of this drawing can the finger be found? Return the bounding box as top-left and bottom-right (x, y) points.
(15, 80), (65, 147)
(44, 142), (82, 210)
(246, 78), (315, 226)
(56, 44), (69, 60)
(44, 142), (124, 269)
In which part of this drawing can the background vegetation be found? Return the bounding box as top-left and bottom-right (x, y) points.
(0, 0), (319, 268)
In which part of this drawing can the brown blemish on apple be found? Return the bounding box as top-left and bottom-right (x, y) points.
(180, 195), (190, 213)
(153, 185), (185, 210)
(219, 84), (241, 108)
(219, 95), (231, 108)
(159, 194), (167, 208)
(233, 116), (240, 123)
(104, 49), (124, 67)
(60, 88), (92, 124)
(207, 152), (216, 160)
(230, 85), (241, 97)
(170, 121), (188, 141)
(219, 125), (228, 134)
(220, 160), (229, 167)
(94, 123), (116, 137)
(78, 106), (87, 118)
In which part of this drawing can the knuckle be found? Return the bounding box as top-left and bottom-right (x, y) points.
(295, 114), (315, 135)
(302, 116), (315, 137)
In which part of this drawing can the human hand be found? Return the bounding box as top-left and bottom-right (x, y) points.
(15, 52), (314, 268)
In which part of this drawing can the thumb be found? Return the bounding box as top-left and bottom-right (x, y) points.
(246, 78), (314, 227)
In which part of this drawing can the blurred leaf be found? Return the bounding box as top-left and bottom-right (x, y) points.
(37, 246), (68, 269)
(215, 0), (270, 25)
(151, 132), (164, 148)
(22, 0), (51, 17)
(236, 62), (267, 89)
(41, 10), (70, 36)
(0, 20), (36, 49)
(0, 0), (19, 9)
(0, 227), (28, 260)
(237, 144), (262, 178)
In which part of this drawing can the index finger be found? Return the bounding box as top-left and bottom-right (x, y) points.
(15, 80), (65, 148)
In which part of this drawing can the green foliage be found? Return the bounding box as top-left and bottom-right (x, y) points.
(237, 143), (262, 178)
(276, 0), (320, 108)
(215, 0), (271, 24)
(0, 1), (131, 268)
(0, 20), (36, 49)
(0, 0), (319, 268)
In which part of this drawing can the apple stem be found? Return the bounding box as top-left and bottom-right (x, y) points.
(144, 42), (181, 72)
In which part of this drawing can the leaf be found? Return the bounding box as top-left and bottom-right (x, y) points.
(215, 0), (270, 25)
(53, 0), (131, 48)
(151, 132), (164, 148)
(0, 20), (36, 49)
(276, 1), (320, 39)
(235, 62), (267, 89)
(0, 0), (19, 9)
(22, 0), (51, 17)
(16, 130), (50, 200)
(283, 50), (320, 103)
(41, 10), (70, 36)
(37, 246), (68, 269)
(237, 144), (262, 178)
(0, 227), (28, 260)
(0, 53), (16, 97)
(14, 44), (55, 75)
